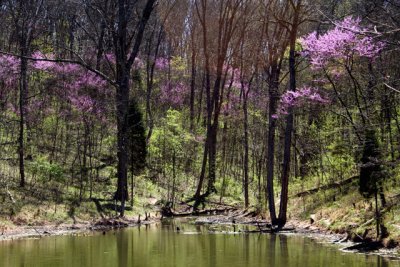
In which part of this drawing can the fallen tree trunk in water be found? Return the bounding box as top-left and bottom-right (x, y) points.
(344, 241), (383, 252)
(161, 207), (235, 218)
(244, 226), (295, 234)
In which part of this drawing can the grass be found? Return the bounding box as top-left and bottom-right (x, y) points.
(0, 170), (165, 230)
(289, 180), (400, 246)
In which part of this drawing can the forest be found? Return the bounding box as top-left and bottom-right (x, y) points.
(0, 0), (400, 256)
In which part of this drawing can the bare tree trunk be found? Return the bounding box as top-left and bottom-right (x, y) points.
(243, 88), (250, 208)
(171, 150), (176, 207)
(193, 58), (211, 208)
(375, 191), (380, 238)
(190, 43), (196, 132)
(145, 26), (163, 143)
(266, 63), (280, 225)
(219, 120), (228, 202)
(113, 0), (155, 217)
(278, 2), (301, 227)
(114, 73), (130, 216)
(193, 134), (208, 209)
(18, 50), (28, 188)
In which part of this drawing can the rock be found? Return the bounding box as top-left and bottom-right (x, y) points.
(322, 219), (331, 227)
(148, 198), (158, 205)
(310, 214), (316, 224)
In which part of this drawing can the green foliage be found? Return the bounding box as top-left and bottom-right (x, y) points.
(359, 129), (385, 199)
(42, 115), (58, 132)
(150, 109), (194, 158)
(215, 177), (242, 201)
(28, 156), (65, 182)
(170, 56), (188, 74)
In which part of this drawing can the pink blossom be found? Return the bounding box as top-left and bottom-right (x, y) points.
(0, 55), (20, 87)
(301, 17), (384, 69)
(159, 81), (189, 107)
(31, 51), (56, 70)
(104, 53), (116, 64)
(273, 86), (329, 118)
(30, 51), (112, 121)
(155, 57), (169, 70)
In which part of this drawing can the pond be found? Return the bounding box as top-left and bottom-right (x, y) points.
(0, 219), (397, 267)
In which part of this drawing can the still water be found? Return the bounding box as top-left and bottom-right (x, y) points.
(0, 219), (397, 267)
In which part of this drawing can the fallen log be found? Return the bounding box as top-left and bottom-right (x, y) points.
(161, 207), (236, 218)
(343, 241), (383, 252)
(243, 227), (296, 234)
(94, 218), (128, 228)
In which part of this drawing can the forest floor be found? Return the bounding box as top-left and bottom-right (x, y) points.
(0, 205), (162, 241)
(0, 190), (163, 241)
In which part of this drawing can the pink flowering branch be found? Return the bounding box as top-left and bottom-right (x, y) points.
(300, 17), (384, 70)
(0, 50), (118, 125)
(273, 86), (329, 118)
(0, 50), (116, 86)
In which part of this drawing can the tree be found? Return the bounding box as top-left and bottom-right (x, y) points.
(192, 0), (248, 208)
(260, 0), (291, 226)
(359, 129), (386, 238)
(127, 99), (147, 206)
(6, 0), (45, 187)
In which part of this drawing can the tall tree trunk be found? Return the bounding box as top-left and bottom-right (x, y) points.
(18, 49), (28, 188)
(145, 26), (163, 143)
(114, 73), (130, 216)
(190, 45), (196, 132)
(207, 74), (223, 195)
(193, 64), (211, 207)
(266, 63), (280, 225)
(278, 4), (301, 227)
(219, 120), (229, 203)
(243, 91), (249, 208)
(193, 130), (209, 209)
(171, 150), (176, 207)
(113, 0), (155, 217)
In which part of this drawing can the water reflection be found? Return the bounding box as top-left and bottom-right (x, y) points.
(0, 219), (397, 267)
(116, 230), (128, 267)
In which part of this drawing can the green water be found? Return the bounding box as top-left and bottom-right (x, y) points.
(0, 219), (397, 267)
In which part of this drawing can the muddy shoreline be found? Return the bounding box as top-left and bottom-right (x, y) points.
(0, 217), (159, 242)
(191, 214), (400, 259)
